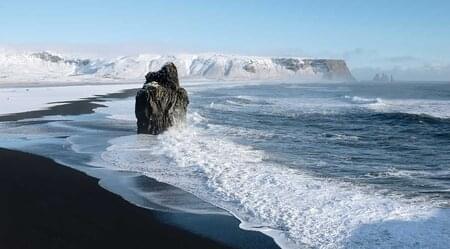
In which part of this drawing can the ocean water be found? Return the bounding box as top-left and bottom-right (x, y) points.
(1, 81), (450, 249)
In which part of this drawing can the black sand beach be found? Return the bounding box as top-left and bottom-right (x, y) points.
(0, 86), (281, 249)
(0, 148), (237, 249)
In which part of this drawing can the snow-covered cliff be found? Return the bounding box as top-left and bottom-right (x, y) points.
(0, 51), (355, 83)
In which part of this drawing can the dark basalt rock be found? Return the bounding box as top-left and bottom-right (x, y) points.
(145, 62), (180, 90)
(135, 63), (189, 134)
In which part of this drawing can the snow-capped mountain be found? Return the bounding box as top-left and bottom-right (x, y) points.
(0, 51), (355, 83)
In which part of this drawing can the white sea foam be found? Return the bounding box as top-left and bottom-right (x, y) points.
(324, 133), (360, 141)
(211, 95), (353, 117)
(344, 95), (380, 104)
(96, 109), (450, 249)
(368, 98), (450, 119)
(345, 95), (450, 119)
(216, 93), (450, 120)
(366, 168), (450, 180)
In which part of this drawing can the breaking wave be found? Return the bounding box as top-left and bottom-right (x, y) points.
(97, 111), (450, 249)
(345, 95), (450, 119)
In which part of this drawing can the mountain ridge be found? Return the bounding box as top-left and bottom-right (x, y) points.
(0, 51), (355, 83)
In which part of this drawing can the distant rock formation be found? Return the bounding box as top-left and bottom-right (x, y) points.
(135, 63), (189, 135)
(373, 73), (394, 82)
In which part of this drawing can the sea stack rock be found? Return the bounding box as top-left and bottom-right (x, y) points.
(135, 63), (189, 134)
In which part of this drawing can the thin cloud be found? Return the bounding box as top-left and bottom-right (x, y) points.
(342, 48), (379, 59)
(386, 56), (420, 63)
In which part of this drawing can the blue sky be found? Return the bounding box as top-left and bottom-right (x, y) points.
(1, 0), (450, 79)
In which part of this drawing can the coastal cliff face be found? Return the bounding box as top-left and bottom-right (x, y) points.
(0, 51), (355, 82)
(308, 59), (355, 81)
(273, 58), (355, 81)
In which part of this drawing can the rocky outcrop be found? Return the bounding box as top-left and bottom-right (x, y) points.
(135, 63), (189, 135)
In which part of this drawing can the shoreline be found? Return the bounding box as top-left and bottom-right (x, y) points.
(0, 85), (281, 249)
(0, 148), (279, 249)
(0, 148), (232, 249)
(0, 87), (138, 122)
(0, 148), (280, 249)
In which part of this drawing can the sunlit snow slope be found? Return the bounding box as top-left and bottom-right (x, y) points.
(0, 51), (355, 83)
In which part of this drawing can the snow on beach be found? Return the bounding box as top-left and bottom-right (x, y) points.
(0, 84), (139, 116)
